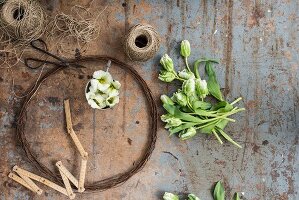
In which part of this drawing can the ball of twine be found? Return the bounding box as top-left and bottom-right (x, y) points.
(0, 0), (46, 45)
(124, 24), (160, 62)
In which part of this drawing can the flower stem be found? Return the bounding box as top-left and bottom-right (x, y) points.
(230, 97), (242, 105)
(212, 129), (223, 144)
(184, 57), (191, 72)
(217, 128), (242, 148)
(173, 72), (185, 82)
(175, 76), (185, 81)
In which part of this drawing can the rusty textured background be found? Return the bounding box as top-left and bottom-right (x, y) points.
(0, 0), (298, 199)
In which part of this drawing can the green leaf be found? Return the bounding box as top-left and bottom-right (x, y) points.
(233, 192), (240, 200)
(192, 100), (212, 110)
(163, 104), (203, 123)
(205, 62), (223, 101)
(193, 59), (206, 79)
(181, 106), (193, 113)
(213, 181), (225, 200)
(169, 123), (197, 135)
(188, 193), (200, 200)
(194, 58), (219, 79)
(217, 105), (233, 113)
(215, 119), (229, 130)
(211, 101), (228, 110)
(199, 120), (219, 134)
(194, 109), (218, 117)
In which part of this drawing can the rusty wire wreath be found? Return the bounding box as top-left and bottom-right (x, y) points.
(16, 54), (158, 192)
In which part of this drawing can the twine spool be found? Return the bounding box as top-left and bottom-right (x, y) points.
(0, 0), (46, 44)
(124, 24), (160, 62)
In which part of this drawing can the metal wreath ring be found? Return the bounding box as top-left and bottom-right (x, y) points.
(16, 55), (158, 192)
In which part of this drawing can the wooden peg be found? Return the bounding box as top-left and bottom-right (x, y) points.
(69, 129), (89, 159)
(8, 173), (35, 193)
(16, 171), (43, 195)
(55, 161), (79, 188)
(64, 99), (73, 133)
(59, 169), (76, 199)
(64, 99), (88, 159)
(78, 158), (87, 193)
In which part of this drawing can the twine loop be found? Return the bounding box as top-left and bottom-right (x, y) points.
(16, 40), (158, 191)
(124, 24), (160, 62)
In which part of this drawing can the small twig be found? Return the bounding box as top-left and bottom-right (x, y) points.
(162, 151), (179, 161)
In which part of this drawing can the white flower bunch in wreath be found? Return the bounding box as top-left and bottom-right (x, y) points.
(85, 69), (121, 109)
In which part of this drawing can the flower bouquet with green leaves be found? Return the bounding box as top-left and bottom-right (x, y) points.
(159, 40), (244, 148)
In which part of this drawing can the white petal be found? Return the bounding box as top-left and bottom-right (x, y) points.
(93, 70), (106, 79)
(200, 79), (207, 89)
(108, 89), (119, 97)
(88, 99), (100, 109)
(94, 94), (104, 102)
(106, 96), (119, 107)
(97, 83), (110, 91)
(90, 79), (98, 90)
(102, 86), (112, 94)
(85, 91), (95, 100)
(94, 95), (107, 108)
(112, 80), (121, 89)
(89, 85), (97, 93)
(104, 72), (113, 83)
(99, 101), (107, 109)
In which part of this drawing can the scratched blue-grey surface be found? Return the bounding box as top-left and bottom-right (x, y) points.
(0, 0), (298, 200)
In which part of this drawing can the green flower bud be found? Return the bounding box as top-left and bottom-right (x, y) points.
(172, 91), (188, 107)
(163, 192), (179, 200)
(180, 40), (191, 58)
(195, 79), (209, 99)
(188, 93), (199, 104)
(160, 54), (174, 72)
(161, 114), (173, 122)
(180, 127), (197, 140)
(182, 79), (195, 96)
(159, 71), (176, 82)
(188, 194), (200, 200)
(161, 114), (182, 128)
(178, 69), (195, 80)
(165, 118), (182, 128)
(161, 95), (174, 105)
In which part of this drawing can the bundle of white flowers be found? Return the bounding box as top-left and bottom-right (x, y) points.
(85, 70), (121, 109)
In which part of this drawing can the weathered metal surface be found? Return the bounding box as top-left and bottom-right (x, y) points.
(0, 0), (298, 199)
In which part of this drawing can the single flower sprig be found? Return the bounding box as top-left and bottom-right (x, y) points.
(159, 54), (185, 82)
(180, 40), (191, 72)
